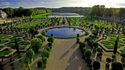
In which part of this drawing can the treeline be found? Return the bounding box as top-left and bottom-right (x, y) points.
(89, 5), (125, 20)
(52, 7), (89, 15)
(2, 7), (51, 18)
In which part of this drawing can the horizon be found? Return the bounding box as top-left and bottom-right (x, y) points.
(0, 0), (125, 8)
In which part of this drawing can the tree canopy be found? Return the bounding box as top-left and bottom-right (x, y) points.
(111, 62), (123, 70)
(2, 7), (50, 18)
(31, 38), (42, 53)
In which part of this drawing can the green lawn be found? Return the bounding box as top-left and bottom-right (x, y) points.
(15, 21), (49, 29)
(0, 35), (12, 44)
(6, 35), (30, 50)
(15, 22), (41, 29)
(67, 18), (112, 29)
(15, 17), (54, 29)
(19, 40), (30, 50)
(101, 34), (125, 49)
(121, 48), (125, 54)
(32, 14), (48, 19)
(0, 48), (11, 57)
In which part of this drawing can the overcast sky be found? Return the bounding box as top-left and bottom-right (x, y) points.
(0, 0), (125, 8)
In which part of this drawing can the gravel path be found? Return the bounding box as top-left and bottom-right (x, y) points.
(45, 38), (89, 70)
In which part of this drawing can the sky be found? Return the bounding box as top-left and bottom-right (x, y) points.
(0, 0), (125, 8)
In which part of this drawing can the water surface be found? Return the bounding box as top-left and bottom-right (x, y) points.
(45, 27), (85, 38)
(48, 13), (84, 18)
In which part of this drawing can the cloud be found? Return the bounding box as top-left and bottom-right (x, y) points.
(117, 3), (125, 6)
(0, 0), (84, 8)
(17, 1), (45, 8)
(0, 2), (11, 8)
(0, 0), (125, 8)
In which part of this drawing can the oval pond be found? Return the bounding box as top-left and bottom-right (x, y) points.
(45, 27), (85, 38)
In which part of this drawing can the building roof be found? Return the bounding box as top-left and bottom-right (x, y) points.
(0, 10), (6, 14)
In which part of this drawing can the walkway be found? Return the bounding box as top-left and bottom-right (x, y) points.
(45, 38), (89, 70)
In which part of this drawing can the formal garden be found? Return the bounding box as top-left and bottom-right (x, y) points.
(1, 5), (125, 70)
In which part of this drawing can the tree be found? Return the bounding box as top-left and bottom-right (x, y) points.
(93, 41), (99, 53)
(48, 42), (52, 47)
(96, 48), (103, 52)
(76, 34), (80, 43)
(106, 57), (112, 69)
(118, 8), (125, 20)
(106, 58), (112, 63)
(86, 58), (92, 67)
(14, 38), (20, 57)
(47, 37), (54, 43)
(41, 49), (50, 58)
(93, 42), (98, 49)
(24, 49), (35, 70)
(31, 38), (42, 53)
(111, 62), (123, 70)
(121, 52), (125, 67)
(96, 48), (103, 61)
(23, 9), (33, 16)
(93, 61), (100, 70)
(36, 35), (45, 42)
(37, 61), (42, 68)
(26, 49), (35, 62)
(28, 28), (38, 38)
(3, 7), (14, 17)
(16, 7), (24, 17)
(121, 52), (125, 58)
(90, 5), (105, 19)
(113, 35), (119, 55)
(79, 42), (85, 49)
(84, 49), (92, 59)
(104, 8), (113, 17)
(0, 61), (3, 70)
(47, 35), (54, 47)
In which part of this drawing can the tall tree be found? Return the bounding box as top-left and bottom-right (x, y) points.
(90, 5), (105, 18)
(118, 8), (125, 20)
(113, 35), (119, 54)
(14, 38), (20, 56)
(104, 8), (113, 17)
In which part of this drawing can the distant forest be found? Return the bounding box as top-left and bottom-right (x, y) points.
(51, 7), (90, 15)
(1, 7), (51, 18)
(34, 7), (90, 15)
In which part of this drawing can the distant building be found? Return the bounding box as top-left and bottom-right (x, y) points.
(0, 10), (7, 18)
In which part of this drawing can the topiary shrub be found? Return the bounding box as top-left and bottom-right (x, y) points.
(37, 61), (42, 68)
(84, 49), (92, 59)
(48, 42), (52, 47)
(41, 49), (50, 58)
(36, 35), (45, 42)
(47, 37), (54, 43)
(111, 62), (123, 70)
(42, 57), (48, 68)
(93, 61), (100, 70)
(106, 58), (112, 63)
(79, 42), (85, 49)
(31, 38), (42, 53)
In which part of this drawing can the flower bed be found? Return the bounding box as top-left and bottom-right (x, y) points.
(5, 35), (30, 52)
(100, 34), (125, 49)
(0, 34), (12, 44)
(0, 47), (16, 58)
